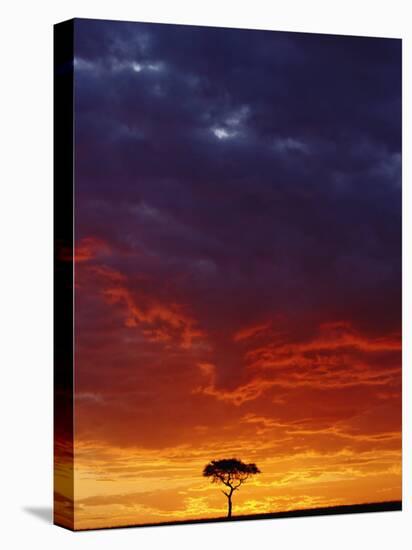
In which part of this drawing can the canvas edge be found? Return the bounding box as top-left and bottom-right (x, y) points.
(53, 18), (75, 531)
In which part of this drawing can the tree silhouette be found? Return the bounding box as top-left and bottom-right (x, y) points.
(203, 458), (261, 518)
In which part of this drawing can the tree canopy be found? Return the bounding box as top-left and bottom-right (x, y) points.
(203, 458), (261, 517)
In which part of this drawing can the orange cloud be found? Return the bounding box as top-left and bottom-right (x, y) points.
(194, 363), (274, 405)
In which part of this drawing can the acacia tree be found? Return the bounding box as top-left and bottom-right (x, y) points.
(203, 458), (261, 518)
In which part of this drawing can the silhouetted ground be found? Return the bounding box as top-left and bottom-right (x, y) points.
(68, 500), (401, 531)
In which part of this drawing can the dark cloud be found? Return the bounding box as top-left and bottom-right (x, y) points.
(72, 18), (401, 440)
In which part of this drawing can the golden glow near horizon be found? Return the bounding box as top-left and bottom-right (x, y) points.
(71, 437), (401, 529)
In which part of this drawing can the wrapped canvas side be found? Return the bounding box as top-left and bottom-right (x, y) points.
(53, 19), (75, 531)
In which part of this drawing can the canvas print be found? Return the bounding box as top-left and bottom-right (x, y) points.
(54, 18), (402, 530)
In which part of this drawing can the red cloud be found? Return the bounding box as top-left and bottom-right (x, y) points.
(59, 237), (110, 263)
(233, 321), (271, 342)
(81, 262), (205, 350)
(194, 320), (401, 404)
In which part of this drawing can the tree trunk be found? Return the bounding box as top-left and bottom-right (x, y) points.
(227, 494), (232, 518)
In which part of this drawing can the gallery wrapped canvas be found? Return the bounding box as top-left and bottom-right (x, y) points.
(54, 18), (402, 530)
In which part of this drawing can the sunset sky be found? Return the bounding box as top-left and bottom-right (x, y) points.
(61, 19), (401, 529)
